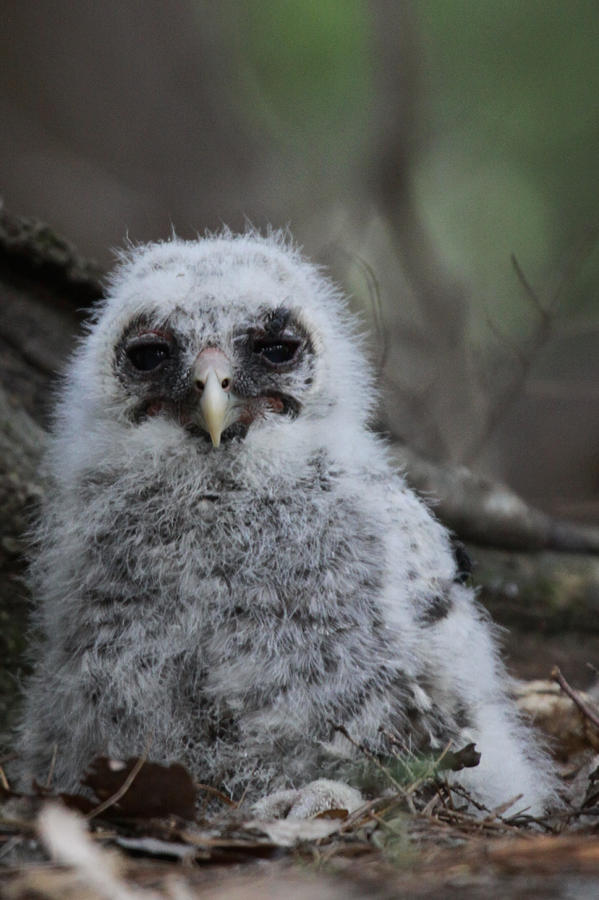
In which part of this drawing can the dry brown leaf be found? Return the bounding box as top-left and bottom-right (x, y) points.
(80, 756), (198, 821)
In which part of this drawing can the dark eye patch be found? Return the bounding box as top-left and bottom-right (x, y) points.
(252, 336), (301, 367)
(126, 340), (171, 372)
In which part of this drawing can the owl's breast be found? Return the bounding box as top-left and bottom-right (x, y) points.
(73, 457), (386, 614)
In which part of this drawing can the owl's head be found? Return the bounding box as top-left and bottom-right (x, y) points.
(53, 232), (377, 480)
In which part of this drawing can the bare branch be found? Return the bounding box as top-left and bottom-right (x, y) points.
(396, 444), (599, 554)
(510, 253), (550, 323)
(464, 232), (599, 464)
(552, 666), (599, 732)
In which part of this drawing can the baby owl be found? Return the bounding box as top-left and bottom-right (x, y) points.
(15, 231), (556, 816)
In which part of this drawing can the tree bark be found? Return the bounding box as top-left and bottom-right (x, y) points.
(0, 209), (101, 737)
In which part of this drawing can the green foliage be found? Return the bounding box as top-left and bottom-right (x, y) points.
(234, 0), (372, 162)
(213, 1), (598, 339)
(415, 0), (599, 329)
(349, 748), (448, 799)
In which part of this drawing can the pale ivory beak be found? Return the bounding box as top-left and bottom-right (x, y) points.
(193, 348), (233, 448)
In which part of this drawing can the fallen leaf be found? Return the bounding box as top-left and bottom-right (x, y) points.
(81, 756), (198, 820)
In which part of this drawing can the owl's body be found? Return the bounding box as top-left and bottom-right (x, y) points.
(15, 233), (556, 813)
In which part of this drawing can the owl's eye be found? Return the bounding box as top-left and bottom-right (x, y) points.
(126, 341), (171, 372)
(253, 337), (301, 367)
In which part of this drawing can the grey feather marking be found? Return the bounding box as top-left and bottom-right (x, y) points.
(13, 231), (558, 814)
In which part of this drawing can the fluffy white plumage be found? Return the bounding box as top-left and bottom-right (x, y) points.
(15, 231), (557, 815)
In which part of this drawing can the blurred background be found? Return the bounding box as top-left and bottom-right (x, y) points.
(2, 0), (598, 520)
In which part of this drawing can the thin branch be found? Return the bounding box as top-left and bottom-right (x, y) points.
(329, 721), (409, 799)
(86, 735), (153, 821)
(396, 442), (599, 553)
(511, 253), (551, 324)
(234, 768), (258, 810)
(464, 254), (553, 465)
(552, 666), (599, 731)
(443, 780), (490, 814)
(195, 782), (236, 808)
(330, 720), (457, 822)
(489, 793), (525, 819)
(339, 795), (398, 831)
(464, 231), (599, 464)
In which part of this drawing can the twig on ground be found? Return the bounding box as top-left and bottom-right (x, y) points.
(552, 666), (599, 731)
(86, 736), (153, 821)
(329, 722), (411, 803)
(441, 781), (490, 814)
(330, 721), (459, 823)
(420, 793), (441, 817)
(434, 805), (517, 836)
(195, 781), (236, 808)
(336, 795), (399, 832)
(488, 794), (525, 819)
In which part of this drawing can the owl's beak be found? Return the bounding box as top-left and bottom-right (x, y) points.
(193, 348), (233, 448)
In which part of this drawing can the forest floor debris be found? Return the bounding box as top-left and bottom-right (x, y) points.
(2, 678), (599, 900)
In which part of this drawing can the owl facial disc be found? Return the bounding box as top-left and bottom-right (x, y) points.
(193, 348), (234, 448)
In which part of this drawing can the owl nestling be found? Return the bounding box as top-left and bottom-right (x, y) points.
(15, 231), (556, 816)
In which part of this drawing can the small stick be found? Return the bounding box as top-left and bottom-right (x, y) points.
(330, 722), (453, 817)
(86, 735), (153, 821)
(235, 786), (251, 809)
(329, 722), (409, 798)
(195, 782), (236, 808)
(370, 810), (406, 836)
(552, 665), (599, 731)
(232, 763), (260, 810)
(0, 765), (9, 791)
(488, 793), (525, 819)
(442, 780), (489, 814)
(421, 793), (440, 817)
(340, 794), (406, 831)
